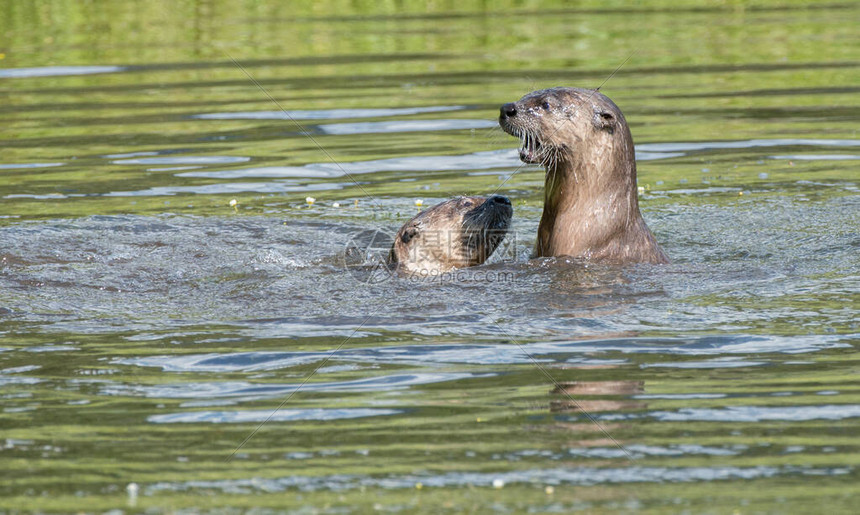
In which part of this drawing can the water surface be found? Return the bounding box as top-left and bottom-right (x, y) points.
(1, 1), (858, 512)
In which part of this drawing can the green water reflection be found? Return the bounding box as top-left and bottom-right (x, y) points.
(1, 1), (858, 513)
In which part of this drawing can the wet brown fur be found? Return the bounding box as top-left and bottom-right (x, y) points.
(499, 87), (669, 264)
(389, 196), (513, 273)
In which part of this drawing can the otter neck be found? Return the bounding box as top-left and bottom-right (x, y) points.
(536, 142), (641, 258)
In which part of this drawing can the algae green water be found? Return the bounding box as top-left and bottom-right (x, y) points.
(1, 1), (858, 513)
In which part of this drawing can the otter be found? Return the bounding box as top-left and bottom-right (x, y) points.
(388, 195), (513, 273)
(499, 87), (669, 264)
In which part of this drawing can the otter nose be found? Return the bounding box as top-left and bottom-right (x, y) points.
(489, 195), (512, 206)
(500, 103), (517, 118)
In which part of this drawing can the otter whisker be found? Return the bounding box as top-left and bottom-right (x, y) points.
(485, 126), (510, 144)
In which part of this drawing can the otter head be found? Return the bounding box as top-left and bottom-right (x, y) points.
(389, 195), (513, 273)
(498, 87), (631, 173)
(498, 87), (668, 264)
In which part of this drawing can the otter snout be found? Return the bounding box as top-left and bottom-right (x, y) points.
(489, 195), (512, 206)
(470, 195), (513, 232)
(499, 102), (517, 120)
(480, 195), (513, 221)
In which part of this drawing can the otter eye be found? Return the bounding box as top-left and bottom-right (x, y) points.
(462, 200), (473, 207)
(401, 227), (418, 244)
(541, 101), (551, 110)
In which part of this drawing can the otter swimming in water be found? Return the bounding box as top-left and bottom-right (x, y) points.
(389, 195), (513, 273)
(499, 87), (669, 264)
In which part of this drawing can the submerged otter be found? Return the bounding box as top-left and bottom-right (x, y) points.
(499, 87), (669, 264)
(389, 195), (513, 273)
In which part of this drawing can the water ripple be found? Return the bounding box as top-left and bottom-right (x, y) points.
(146, 464), (850, 493)
(176, 149), (518, 178)
(565, 444), (744, 459)
(637, 138), (860, 153)
(317, 119), (496, 135)
(102, 372), (490, 399)
(648, 404), (860, 423)
(770, 154), (860, 161)
(0, 162), (65, 170)
(117, 334), (852, 372)
(172, 139), (859, 181)
(148, 407), (400, 424)
(111, 156), (250, 166)
(0, 65), (126, 79)
(193, 106), (466, 120)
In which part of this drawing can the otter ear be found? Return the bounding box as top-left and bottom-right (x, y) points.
(400, 226), (419, 244)
(594, 110), (616, 134)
